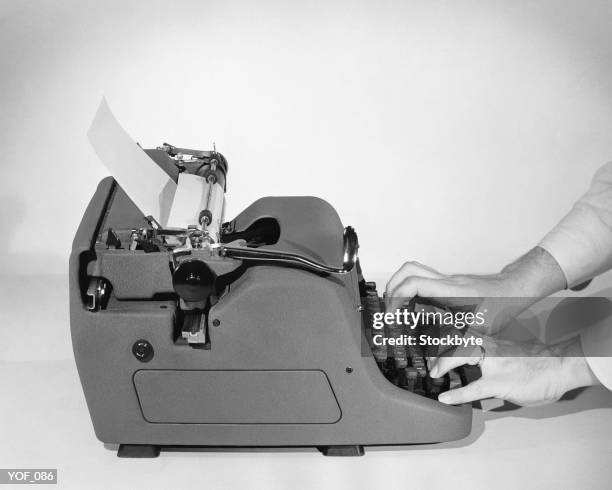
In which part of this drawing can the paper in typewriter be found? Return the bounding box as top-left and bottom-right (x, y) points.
(87, 99), (177, 226)
(166, 173), (210, 229)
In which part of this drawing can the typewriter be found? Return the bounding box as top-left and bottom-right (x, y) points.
(70, 140), (473, 457)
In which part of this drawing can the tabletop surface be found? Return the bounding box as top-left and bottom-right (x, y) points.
(1, 275), (611, 490)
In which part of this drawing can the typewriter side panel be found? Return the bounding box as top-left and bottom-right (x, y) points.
(72, 273), (470, 447)
(70, 179), (471, 450)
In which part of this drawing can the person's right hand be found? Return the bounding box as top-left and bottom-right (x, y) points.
(428, 336), (599, 406)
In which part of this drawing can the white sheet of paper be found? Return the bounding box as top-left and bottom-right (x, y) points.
(166, 173), (207, 228)
(87, 99), (177, 226)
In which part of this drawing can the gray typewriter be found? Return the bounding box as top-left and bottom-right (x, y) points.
(70, 140), (473, 457)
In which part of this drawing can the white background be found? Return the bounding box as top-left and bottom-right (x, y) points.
(1, 3), (612, 489)
(2, 0), (612, 278)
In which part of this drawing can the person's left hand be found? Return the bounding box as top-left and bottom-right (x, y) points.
(429, 336), (599, 407)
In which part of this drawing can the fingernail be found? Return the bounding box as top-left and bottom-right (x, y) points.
(429, 367), (438, 377)
(438, 393), (450, 404)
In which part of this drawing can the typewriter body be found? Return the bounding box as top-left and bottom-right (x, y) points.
(70, 144), (472, 457)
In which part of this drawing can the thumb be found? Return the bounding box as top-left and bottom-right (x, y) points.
(438, 379), (494, 405)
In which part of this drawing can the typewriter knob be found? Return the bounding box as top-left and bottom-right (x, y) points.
(172, 259), (217, 302)
(132, 339), (154, 363)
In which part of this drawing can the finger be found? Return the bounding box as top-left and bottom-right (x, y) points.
(428, 354), (477, 378)
(428, 335), (488, 376)
(438, 379), (494, 405)
(386, 276), (431, 311)
(427, 356), (437, 371)
(386, 277), (460, 311)
(385, 261), (443, 298)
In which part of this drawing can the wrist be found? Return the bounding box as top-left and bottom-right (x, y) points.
(558, 338), (600, 393)
(499, 247), (566, 298)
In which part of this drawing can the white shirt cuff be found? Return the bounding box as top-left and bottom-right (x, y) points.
(580, 322), (612, 390)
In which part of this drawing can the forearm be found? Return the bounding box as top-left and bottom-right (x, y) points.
(499, 246), (566, 298)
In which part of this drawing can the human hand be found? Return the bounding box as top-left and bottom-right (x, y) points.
(429, 337), (599, 406)
(385, 261), (529, 333)
(385, 261), (513, 310)
(385, 260), (515, 308)
(385, 248), (567, 333)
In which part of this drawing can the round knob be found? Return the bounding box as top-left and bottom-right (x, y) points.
(132, 339), (154, 362)
(172, 259), (217, 302)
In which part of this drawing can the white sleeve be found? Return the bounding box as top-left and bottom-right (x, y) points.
(580, 321), (612, 390)
(539, 162), (612, 288)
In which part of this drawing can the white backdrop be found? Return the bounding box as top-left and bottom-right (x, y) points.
(2, 6), (612, 488)
(2, 0), (612, 278)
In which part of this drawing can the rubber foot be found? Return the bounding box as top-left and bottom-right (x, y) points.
(317, 445), (365, 456)
(117, 444), (161, 458)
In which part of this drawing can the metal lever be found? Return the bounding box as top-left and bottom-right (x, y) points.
(220, 226), (358, 274)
